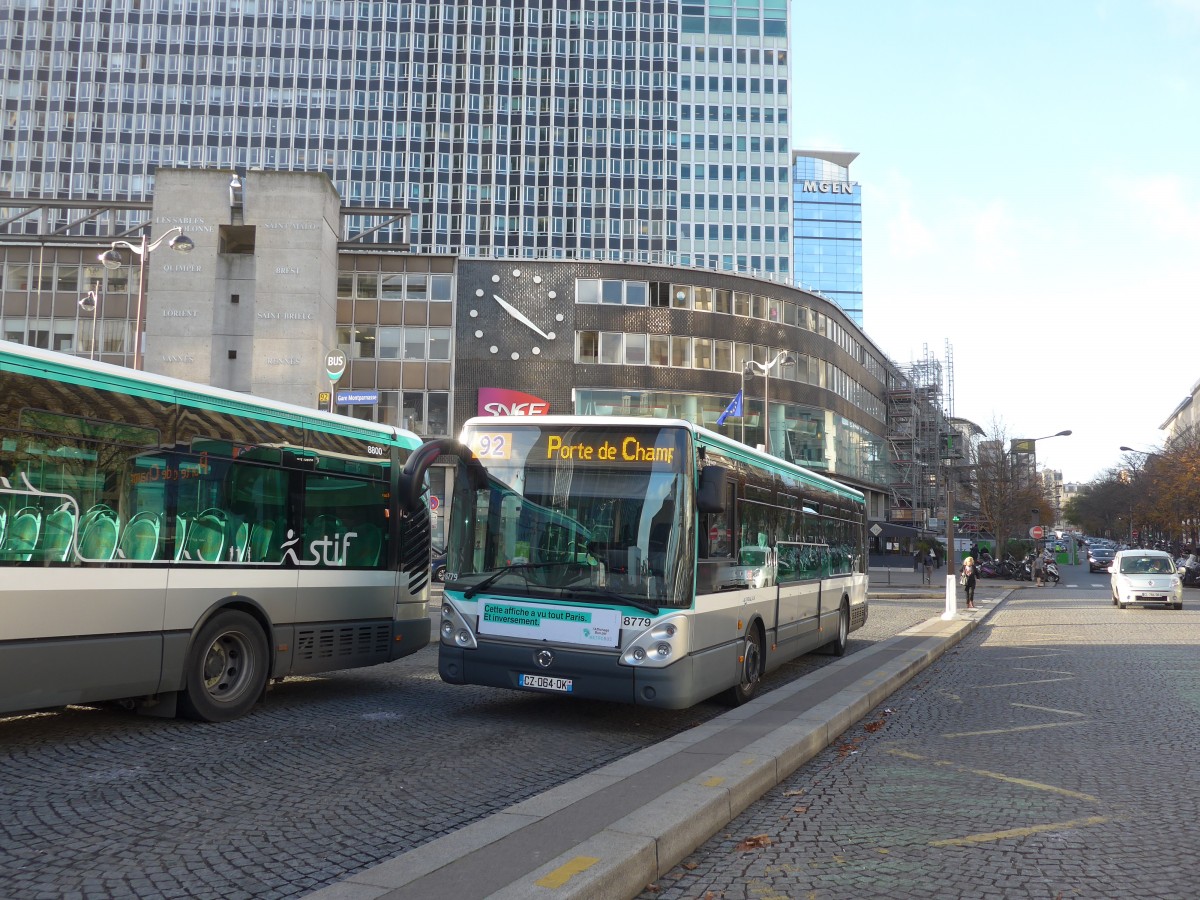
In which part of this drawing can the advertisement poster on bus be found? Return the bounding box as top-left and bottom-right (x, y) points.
(477, 600), (620, 647)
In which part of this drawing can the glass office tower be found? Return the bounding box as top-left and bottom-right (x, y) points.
(2, 0), (788, 274)
(792, 150), (863, 326)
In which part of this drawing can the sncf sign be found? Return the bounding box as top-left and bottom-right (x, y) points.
(478, 387), (551, 416)
(801, 181), (857, 194)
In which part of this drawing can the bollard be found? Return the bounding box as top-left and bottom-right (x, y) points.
(941, 573), (958, 619)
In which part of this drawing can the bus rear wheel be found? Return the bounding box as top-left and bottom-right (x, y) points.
(826, 599), (850, 657)
(726, 625), (764, 706)
(179, 610), (269, 722)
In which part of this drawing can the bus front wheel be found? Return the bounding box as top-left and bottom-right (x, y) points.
(826, 599), (850, 657)
(726, 624), (764, 706)
(179, 610), (270, 722)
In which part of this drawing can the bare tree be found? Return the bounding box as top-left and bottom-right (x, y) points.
(972, 419), (1052, 555)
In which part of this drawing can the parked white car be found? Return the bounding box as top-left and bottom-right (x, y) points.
(1109, 549), (1184, 610)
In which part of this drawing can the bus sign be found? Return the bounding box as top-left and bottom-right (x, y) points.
(326, 350), (347, 382)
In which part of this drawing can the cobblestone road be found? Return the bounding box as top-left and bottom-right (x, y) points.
(0, 593), (948, 900)
(643, 578), (1200, 899)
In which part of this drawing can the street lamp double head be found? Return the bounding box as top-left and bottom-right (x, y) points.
(743, 350), (797, 456)
(98, 226), (193, 370)
(98, 227), (194, 271)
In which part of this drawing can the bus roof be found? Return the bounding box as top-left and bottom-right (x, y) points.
(460, 414), (865, 504)
(1, 340), (422, 450)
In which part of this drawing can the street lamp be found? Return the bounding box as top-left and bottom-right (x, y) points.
(99, 226), (194, 370)
(1012, 428), (1072, 505)
(743, 350), (796, 456)
(78, 290), (99, 360)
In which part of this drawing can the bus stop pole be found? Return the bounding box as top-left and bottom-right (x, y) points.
(942, 459), (958, 620)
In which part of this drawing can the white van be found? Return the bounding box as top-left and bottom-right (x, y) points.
(1109, 549), (1184, 610)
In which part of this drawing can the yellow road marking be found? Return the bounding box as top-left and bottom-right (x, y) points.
(982, 677), (1074, 688)
(885, 751), (1102, 802)
(962, 768), (1102, 802)
(930, 816), (1108, 847)
(1010, 702), (1086, 717)
(534, 856), (600, 889)
(942, 721), (1088, 738)
(702, 776), (726, 787)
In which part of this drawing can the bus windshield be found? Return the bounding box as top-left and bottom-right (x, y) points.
(449, 423), (693, 608)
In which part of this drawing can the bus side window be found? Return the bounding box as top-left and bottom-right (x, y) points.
(302, 473), (387, 569)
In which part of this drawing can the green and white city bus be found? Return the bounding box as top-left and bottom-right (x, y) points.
(0, 341), (433, 722)
(433, 416), (868, 709)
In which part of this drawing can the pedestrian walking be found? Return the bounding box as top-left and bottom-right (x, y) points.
(960, 556), (977, 609)
(1033, 552), (1045, 587)
(923, 550), (934, 585)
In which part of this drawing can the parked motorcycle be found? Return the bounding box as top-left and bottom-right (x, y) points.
(1176, 556), (1200, 587)
(1042, 558), (1061, 584)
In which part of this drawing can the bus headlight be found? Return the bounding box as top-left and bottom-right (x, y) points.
(440, 599), (478, 649)
(621, 615), (688, 668)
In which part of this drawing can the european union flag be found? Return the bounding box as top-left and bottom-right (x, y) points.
(716, 390), (743, 426)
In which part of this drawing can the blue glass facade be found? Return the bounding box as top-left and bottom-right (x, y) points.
(791, 151), (863, 326)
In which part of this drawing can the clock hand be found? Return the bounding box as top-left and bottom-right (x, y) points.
(493, 294), (552, 340)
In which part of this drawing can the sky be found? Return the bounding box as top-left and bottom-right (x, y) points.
(791, 0), (1200, 484)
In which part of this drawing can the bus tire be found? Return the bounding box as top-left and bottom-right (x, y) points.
(725, 623), (764, 706)
(178, 609), (270, 722)
(826, 599), (850, 657)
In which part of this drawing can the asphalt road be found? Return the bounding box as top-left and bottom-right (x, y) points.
(641, 568), (1200, 899)
(0, 593), (946, 900)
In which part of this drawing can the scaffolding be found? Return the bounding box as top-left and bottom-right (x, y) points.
(886, 344), (951, 529)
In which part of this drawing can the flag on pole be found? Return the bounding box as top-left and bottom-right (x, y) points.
(716, 390), (743, 426)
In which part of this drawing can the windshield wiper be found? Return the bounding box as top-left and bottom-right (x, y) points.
(565, 585), (660, 615)
(462, 562), (577, 599)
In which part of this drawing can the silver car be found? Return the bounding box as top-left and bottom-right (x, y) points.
(1110, 549), (1184, 610)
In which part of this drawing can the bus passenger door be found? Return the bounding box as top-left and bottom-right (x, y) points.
(775, 542), (823, 654)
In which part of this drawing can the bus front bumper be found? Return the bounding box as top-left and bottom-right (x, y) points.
(439, 640), (701, 708)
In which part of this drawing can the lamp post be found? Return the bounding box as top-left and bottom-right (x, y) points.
(743, 350), (796, 456)
(1012, 429), (1072, 524)
(99, 226), (194, 370)
(78, 290), (99, 360)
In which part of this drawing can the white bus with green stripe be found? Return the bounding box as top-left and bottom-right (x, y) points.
(436, 416), (868, 708)
(0, 341), (434, 722)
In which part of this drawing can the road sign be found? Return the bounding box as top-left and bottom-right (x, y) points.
(429, 496), (440, 512)
(1029, 525), (1045, 540)
(326, 350), (347, 382)
(336, 389), (378, 406)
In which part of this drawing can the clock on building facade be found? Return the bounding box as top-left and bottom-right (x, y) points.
(467, 267), (569, 361)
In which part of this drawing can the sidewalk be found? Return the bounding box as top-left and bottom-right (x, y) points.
(312, 591), (1012, 900)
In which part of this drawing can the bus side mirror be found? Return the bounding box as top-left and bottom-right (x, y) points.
(697, 465), (727, 515)
(398, 439), (488, 514)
